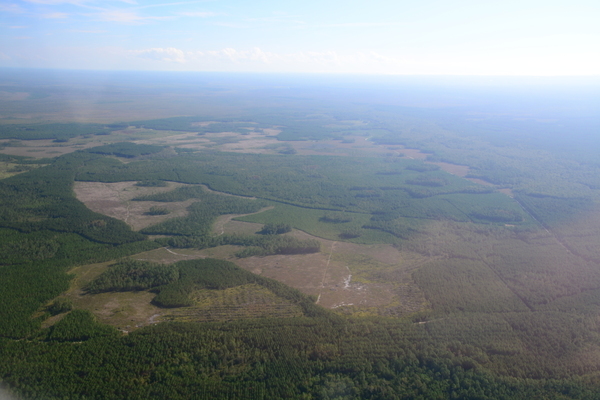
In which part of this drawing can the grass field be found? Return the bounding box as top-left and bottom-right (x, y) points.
(236, 202), (399, 244)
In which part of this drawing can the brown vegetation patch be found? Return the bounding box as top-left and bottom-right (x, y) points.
(191, 121), (216, 127)
(0, 138), (108, 159)
(132, 247), (207, 264)
(132, 128), (285, 154)
(400, 148), (429, 160)
(232, 230), (429, 315)
(430, 161), (470, 177)
(59, 261), (164, 332)
(165, 284), (303, 323)
(291, 136), (395, 158)
(73, 181), (196, 231)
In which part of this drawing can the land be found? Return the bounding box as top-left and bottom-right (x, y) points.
(1, 71), (600, 399)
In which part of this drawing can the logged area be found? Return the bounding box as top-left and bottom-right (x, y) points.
(2, 72), (600, 399)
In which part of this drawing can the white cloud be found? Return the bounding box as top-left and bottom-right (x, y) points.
(0, 3), (25, 13)
(129, 47), (404, 71)
(0, 52), (11, 61)
(202, 47), (271, 63)
(134, 47), (186, 63)
(290, 50), (342, 65)
(130, 46), (397, 72)
(96, 10), (171, 23)
(131, 45), (597, 75)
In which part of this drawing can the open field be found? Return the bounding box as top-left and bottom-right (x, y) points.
(215, 223), (430, 315)
(74, 181), (196, 231)
(59, 250), (312, 330)
(68, 226), (430, 318)
(235, 202), (398, 244)
(0, 161), (40, 179)
(68, 135), (532, 321)
(73, 179), (430, 316)
(57, 261), (163, 332)
(73, 179), (432, 315)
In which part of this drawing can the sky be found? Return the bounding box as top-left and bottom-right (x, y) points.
(1, 0), (599, 75)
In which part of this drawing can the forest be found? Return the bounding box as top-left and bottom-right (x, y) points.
(1, 72), (600, 399)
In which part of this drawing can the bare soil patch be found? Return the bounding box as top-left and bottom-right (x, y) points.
(74, 181), (196, 231)
(233, 228), (429, 315)
(132, 128), (284, 155)
(191, 121), (217, 127)
(57, 261), (165, 332)
(400, 148), (429, 160)
(0, 138), (108, 159)
(430, 161), (470, 177)
(290, 135), (396, 158)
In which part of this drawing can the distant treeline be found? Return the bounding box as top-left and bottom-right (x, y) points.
(0, 123), (112, 140)
(87, 142), (166, 158)
(156, 233), (320, 257)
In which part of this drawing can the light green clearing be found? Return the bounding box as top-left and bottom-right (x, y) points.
(236, 201), (400, 244)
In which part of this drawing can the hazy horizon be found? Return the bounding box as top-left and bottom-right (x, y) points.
(2, 0), (599, 75)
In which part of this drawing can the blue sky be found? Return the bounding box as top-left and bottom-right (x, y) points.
(1, 0), (599, 75)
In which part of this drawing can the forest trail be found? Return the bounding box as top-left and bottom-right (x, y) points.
(316, 241), (336, 304)
(513, 197), (574, 256)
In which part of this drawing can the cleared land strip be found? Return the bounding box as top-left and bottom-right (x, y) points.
(513, 196), (574, 256)
(316, 241), (336, 304)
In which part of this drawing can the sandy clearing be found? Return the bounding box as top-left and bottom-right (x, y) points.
(0, 138), (110, 158)
(74, 181), (197, 231)
(229, 224), (427, 313)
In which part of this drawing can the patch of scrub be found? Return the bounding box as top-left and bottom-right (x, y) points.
(165, 284), (303, 323)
